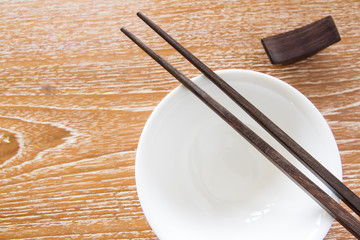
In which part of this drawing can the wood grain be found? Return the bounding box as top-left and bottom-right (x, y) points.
(0, 0), (359, 239)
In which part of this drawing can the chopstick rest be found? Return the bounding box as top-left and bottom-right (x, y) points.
(261, 16), (341, 64)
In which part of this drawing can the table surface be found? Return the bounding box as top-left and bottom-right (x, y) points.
(0, 0), (359, 239)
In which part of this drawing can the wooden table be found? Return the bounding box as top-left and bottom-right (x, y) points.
(0, 0), (359, 239)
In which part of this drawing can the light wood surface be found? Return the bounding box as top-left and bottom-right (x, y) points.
(0, 0), (359, 239)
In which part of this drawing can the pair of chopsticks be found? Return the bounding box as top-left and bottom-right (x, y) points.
(121, 12), (360, 238)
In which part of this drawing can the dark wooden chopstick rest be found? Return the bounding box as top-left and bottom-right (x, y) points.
(261, 16), (341, 64)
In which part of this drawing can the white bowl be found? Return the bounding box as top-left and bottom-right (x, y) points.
(136, 69), (342, 240)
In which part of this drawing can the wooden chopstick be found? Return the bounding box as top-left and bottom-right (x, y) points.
(136, 11), (360, 218)
(120, 21), (360, 239)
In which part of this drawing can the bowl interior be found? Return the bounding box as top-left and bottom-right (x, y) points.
(136, 69), (342, 240)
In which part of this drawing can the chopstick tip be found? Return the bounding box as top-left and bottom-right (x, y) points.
(137, 11), (146, 20)
(120, 27), (129, 36)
